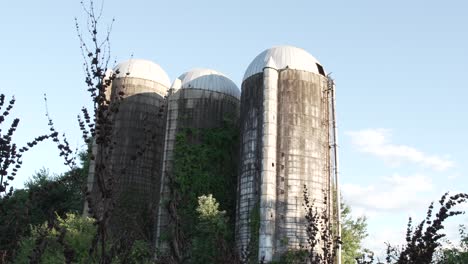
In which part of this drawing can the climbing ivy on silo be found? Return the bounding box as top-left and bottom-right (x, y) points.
(170, 118), (239, 257)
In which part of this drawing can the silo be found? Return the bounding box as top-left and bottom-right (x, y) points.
(236, 46), (332, 261)
(86, 59), (170, 242)
(156, 68), (240, 258)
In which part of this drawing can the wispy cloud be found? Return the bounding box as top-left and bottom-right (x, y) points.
(346, 129), (454, 171)
(342, 174), (433, 212)
(342, 173), (436, 255)
(347, 179), (468, 256)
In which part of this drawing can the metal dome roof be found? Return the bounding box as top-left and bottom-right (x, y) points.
(243, 46), (325, 81)
(176, 68), (240, 99)
(113, 59), (171, 88)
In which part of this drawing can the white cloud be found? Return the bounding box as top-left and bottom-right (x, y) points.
(342, 174), (439, 257)
(358, 200), (468, 259)
(346, 129), (454, 171)
(342, 174), (434, 213)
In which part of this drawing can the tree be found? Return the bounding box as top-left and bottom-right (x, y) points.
(341, 201), (368, 264)
(0, 94), (53, 198)
(434, 225), (468, 264)
(0, 93), (53, 263)
(191, 194), (231, 263)
(382, 192), (468, 264)
(14, 213), (97, 264)
(14, 212), (154, 264)
(0, 152), (88, 261)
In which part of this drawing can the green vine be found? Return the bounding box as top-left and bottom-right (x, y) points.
(171, 118), (239, 260)
(248, 202), (260, 263)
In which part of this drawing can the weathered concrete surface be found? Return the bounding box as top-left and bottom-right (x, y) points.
(236, 73), (264, 255)
(275, 70), (329, 255)
(236, 69), (330, 261)
(259, 65), (278, 261)
(86, 76), (168, 242)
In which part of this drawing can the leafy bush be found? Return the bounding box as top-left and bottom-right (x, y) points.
(0, 154), (88, 261)
(434, 225), (468, 264)
(14, 213), (96, 263)
(191, 194), (231, 263)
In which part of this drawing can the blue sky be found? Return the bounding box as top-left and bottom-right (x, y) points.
(1, 0), (467, 255)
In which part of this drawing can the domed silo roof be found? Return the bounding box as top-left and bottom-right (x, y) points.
(176, 68), (240, 99)
(243, 46), (325, 81)
(113, 59), (171, 88)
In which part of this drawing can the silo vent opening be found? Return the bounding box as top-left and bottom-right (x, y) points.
(316, 63), (325, 76)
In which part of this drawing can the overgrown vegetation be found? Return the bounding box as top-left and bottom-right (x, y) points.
(14, 212), (153, 264)
(167, 120), (239, 262)
(245, 203), (260, 263)
(434, 224), (468, 263)
(341, 202), (368, 263)
(191, 194), (232, 263)
(0, 94), (53, 199)
(385, 192), (468, 264)
(0, 152), (88, 261)
(14, 213), (96, 264)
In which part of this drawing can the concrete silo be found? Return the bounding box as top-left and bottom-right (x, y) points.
(236, 46), (333, 261)
(86, 59), (170, 242)
(156, 68), (240, 257)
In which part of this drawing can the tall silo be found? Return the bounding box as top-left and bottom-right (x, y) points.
(236, 46), (333, 261)
(156, 68), (241, 258)
(86, 59), (170, 242)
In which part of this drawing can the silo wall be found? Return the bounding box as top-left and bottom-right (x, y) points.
(88, 76), (167, 242)
(236, 69), (329, 261)
(156, 88), (240, 255)
(236, 73), (264, 254)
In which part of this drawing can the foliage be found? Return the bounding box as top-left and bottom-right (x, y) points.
(301, 185), (339, 263)
(0, 152), (88, 261)
(196, 194), (226, 220)
(434, 225), (468, 264)
(108, 187), (155, 246)
(341, 201), (368, 264)
(246, 203), (261, 264)
(371, 192), (468, 264)
(0, 94), (53, 198)
(169, 120), (239, 261)
(0, 93), (54, 262)
(74, 1), (135, 262)
(14, 212), (154, 264)
(111, 240), (153, 264)
(75, 1), (167, 261)
(125, 240), (153, 264)
(173, 121), (239, 224)
(273, 250), (309, 264)
(355, 249), (375, 264)
(0, 188), (29, 261)
(191, 194), (232, 264)
(14, 213), (97, 264)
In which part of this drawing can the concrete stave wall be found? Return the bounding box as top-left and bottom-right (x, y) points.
(236, 74), (264, 254)
(275, 70), (329, 254)
(236, 69), (330, 261)
(87, 76), (168, 241)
